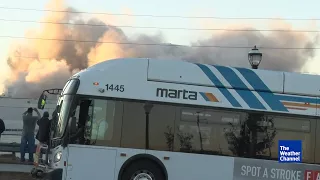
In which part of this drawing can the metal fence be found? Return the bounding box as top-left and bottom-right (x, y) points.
(1, 129), (39, 144)
(2, 129), (38, 136)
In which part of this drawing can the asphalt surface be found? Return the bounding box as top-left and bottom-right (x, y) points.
(0, 164), (33, 180)
(0, 172), (32, 180)
(0, 163), (33, 173)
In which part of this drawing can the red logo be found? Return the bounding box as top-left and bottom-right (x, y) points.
(305, 170), (320, 180)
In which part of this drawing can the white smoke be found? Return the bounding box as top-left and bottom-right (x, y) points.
(3, 0), (318, 98)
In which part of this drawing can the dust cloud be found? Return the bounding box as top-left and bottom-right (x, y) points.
(3, 0), (318, 98)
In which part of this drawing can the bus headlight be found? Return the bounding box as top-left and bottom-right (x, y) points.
(53, 151), (62, 163)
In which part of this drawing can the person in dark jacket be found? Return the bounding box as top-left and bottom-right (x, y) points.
(0, 118), (5, 140)
(36, 111), (50, 144)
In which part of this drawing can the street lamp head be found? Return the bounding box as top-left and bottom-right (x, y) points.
(248, 45), (262, 69)
(144, 102), (154, 114)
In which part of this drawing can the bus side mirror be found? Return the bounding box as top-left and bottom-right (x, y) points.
(38, 93), (47, 109)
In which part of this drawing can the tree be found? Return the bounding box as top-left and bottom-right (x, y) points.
(163, 125), (194, 152)
(224, 113), (277, 158)
(176, 129), (194, 152)
(164, 126), (174, 151)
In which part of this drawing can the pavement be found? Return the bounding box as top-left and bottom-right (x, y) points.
(0, 163), (33, 173)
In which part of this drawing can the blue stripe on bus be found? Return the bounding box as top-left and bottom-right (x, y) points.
(213, 65), (266, 110)
(235, 67), (288, 112)
(275, 94), (319, 104)
(199, 92), (210, 101)
(235, 67), (271, 92)
(195, 63), (242, 107)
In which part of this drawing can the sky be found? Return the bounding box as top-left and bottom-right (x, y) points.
(1, 0), (320, 93)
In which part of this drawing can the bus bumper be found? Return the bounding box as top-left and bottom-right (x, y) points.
(31, 167), (63, 180)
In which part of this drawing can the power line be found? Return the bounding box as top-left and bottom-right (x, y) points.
(1, 35), (319, 50)
(0, 18), (319, 33)
(0, 6), (319, 21)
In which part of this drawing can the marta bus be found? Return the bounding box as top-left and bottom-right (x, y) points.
(32, 58), (320, 180)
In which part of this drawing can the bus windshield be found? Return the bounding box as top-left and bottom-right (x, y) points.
(51, 79), (79, 139)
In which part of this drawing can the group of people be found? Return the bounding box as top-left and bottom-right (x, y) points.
(20, 107), (50, 163)
(21, 107), (51, 164)
(0, 107), (52, 164)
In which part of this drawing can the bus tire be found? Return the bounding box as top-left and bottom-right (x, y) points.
(121, 159), (165, 180)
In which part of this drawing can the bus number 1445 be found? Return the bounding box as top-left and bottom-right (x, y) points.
(105, 84), (124, 92)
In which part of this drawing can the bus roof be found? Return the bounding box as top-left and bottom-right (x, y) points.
(73, 58), (320, 116)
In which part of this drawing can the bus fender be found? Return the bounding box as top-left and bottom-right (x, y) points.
(118, 153), (168, 180)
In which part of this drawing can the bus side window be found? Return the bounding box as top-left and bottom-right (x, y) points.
(269, 116), (314, 163)
(121, 101), (176, 151)
(174, 108), (242, 155)
(121, 101), (145, 149)
(89, 99), (117, 145)
(149, 104), (176, 151)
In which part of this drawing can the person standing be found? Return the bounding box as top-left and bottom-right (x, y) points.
(0, 118), (5, 140)
(35, 111), (51, 165)
(36, 111), (50, 144)
(21, 107), (40, 163)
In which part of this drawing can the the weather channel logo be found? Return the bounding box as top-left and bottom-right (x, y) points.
(278, 140), (302, 163)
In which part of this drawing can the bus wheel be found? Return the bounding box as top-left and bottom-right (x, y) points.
(121, 159), (165, 180)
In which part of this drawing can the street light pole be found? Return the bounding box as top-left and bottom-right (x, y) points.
(248, 45), (262, 69)
(144, 102), (153, 150)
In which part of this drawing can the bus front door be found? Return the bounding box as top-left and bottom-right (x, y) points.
(66, 145), (117, 179)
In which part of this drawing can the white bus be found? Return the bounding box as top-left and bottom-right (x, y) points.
(32, 58), (320, 180)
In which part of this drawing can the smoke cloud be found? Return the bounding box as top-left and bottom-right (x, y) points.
(3, 0), (318, 98)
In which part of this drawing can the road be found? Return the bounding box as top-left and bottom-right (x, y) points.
(0, 163), (33, 173)
(0, 163), (33, 180)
